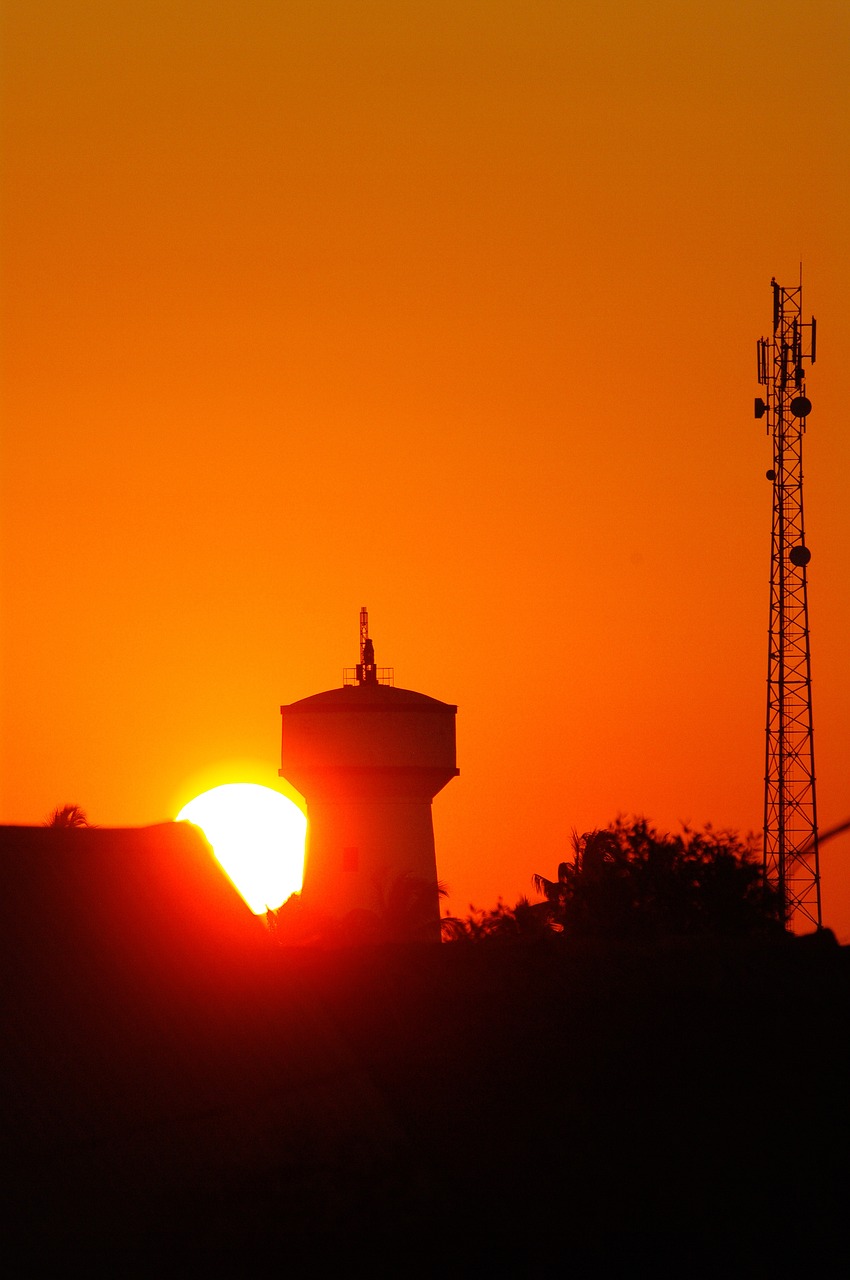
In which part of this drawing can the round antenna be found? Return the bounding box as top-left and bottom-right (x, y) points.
(790, 396), (812, 418)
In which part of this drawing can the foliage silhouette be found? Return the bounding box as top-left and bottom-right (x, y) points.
(441, 896), (551, 942)
(373, 870), (449, 942)
(44, 804), (91, 828)
(266, 818), (783, 945)
(266, 874), (449, 946)
(532, 816), (783, 939)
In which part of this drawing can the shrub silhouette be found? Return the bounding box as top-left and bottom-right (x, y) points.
(532, 816), (783, 939)
(266, 874), (449, 946)
(441, 896), (551, 942)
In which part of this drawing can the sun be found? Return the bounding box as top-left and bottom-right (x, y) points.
(176, 783), (306, 914)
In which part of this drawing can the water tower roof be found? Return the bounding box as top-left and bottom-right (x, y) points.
(282, 684), (456, 714)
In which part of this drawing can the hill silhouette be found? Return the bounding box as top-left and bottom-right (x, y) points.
(2, 824), (848, 1271)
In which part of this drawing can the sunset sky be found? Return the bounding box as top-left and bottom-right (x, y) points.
(2, 2), (848, 935)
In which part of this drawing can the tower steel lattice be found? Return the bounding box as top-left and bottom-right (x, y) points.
(755, 276), (821, 930)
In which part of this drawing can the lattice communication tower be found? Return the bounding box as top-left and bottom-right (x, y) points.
(755, 276), (821, 930)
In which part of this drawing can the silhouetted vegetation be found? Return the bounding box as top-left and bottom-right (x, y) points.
(531, 816), (783, 939)
(267, 874), (449, 946)
(444, 817), (784, 943)
(441, 896), (550, 942)
(3, 819), (846, 1271)
(44, 804), (91, 828)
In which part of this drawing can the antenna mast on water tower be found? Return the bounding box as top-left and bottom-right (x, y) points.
(755, 275), (821, 929)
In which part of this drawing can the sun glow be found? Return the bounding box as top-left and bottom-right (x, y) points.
(176, 784), (306, 914)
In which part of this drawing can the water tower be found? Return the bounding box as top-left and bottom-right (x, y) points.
(279, 609), (458, 938)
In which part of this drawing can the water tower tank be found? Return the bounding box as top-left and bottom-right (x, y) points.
(279, 611), (458, 939)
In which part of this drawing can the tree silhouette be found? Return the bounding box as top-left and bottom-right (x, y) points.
(441, 896), (552, 942)
(266, 874), (450, 946)
(532, 816), (783, 939)
(44, 804), (91, 828)
(372, 871), (450, 942)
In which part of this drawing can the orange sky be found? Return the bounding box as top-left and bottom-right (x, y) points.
(3, 2), (849, 935)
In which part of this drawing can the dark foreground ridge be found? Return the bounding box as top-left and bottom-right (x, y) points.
(2, 824), (848, 1273)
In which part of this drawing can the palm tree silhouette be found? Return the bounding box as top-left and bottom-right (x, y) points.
(371, 870), (449, 942)
(44, 804), (91, 828)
